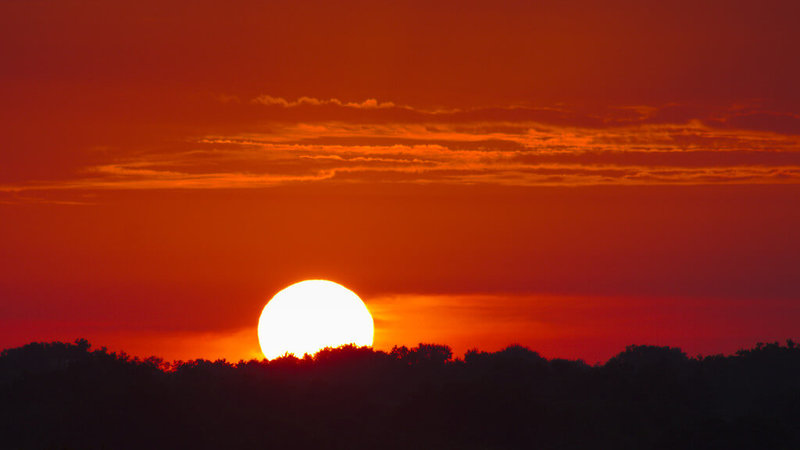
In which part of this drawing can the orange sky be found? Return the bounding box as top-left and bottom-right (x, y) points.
(1, 0), (799, 363)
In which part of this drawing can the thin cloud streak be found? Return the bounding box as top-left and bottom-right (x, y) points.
(253, 95), (399, 110)
(369, 293), (800, 363)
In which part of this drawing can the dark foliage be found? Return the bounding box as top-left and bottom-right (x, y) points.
(2, 339), (799, 449)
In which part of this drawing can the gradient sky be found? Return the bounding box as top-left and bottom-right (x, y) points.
(2, 0), (799, 363)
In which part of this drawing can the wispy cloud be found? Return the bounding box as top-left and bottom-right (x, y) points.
(368, 293), (800, 363)
(3, 98), (799, 192)
(253, 95), (398, 110)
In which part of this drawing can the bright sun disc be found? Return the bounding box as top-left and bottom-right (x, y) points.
(257, 280), (374, 359)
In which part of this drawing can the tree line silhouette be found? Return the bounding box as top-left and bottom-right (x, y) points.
(2, 339), (799, 449)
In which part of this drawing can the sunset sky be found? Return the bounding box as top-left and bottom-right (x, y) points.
(2, 0), (799, 363)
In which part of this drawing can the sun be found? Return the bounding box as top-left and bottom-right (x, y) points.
(257, 280), (374, 359)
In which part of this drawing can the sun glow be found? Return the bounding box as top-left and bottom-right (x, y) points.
(257, 280), (374, 359)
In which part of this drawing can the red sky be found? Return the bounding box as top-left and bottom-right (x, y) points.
(2, 0), (799, 363)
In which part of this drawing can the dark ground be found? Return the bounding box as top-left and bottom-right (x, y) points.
(2, 339), (799, 449)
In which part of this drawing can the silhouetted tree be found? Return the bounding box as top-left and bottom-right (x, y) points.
(1, 339), (799, 450)
(390, 343), (452, 366)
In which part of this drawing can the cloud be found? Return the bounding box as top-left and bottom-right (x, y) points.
(0, 192), (97, 206)
(247, 96), (800, 135)
(253, 95), (398, 110)
(2, 99), (799, 193)
(368, 293), (800, 363)
(0, 318), (262, 362)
